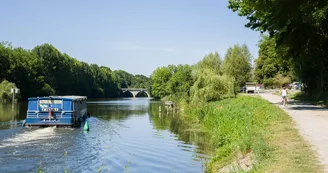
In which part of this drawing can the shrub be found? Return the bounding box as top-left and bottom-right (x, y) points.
(0, 80), (20, 103)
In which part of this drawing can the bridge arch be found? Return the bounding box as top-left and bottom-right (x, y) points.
(121, 88), (150, 98)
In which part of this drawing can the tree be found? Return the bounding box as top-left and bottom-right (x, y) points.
(150, 64), (194, 100)
(112, 70), (133, 88)
(0, 80), (19, 103)
(228, 0), (328, 97)
(190, 53), (235, 104)
(130, 74), (150, 88)
(166, 64), (193, 95)
(222, 44), (252, 88)
(194, 52), (222, 75)
(273, 74), (292, 88)
(0, 41), (124, 99)
(254, 35), (294, 88)
(0, 42), (11, 81)
(150, 66), (173, 98)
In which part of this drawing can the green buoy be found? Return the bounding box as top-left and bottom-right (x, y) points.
(84, 121), (89, 131)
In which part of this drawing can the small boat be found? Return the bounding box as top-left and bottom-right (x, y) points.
(25, 95), (89, 127)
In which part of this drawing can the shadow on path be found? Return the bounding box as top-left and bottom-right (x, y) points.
(272, 100), (328, 111)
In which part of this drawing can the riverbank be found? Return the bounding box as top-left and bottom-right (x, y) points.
(184, 95), (322, 172)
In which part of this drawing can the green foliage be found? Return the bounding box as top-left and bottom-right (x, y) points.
(222, 44), (253, 88)
(0, 42), (11, 81)
(290, 91), (328, 106)
(150, 64), (193, 99)
(0, 41), (150, 99)
(190, 53), (235, 104)
(166, 65), (193, 97)
(187, 96), (279, 171)
(254, 35), (294, 88)
(150, 52), (236, 103)
(185, 95), (321, 172)
(112, 70), (150, 89)
(37, 161), (45, 173)
(273, 74), (292, 88)
(150, 66), (173, 98)
(228, 0), (328, 97)
(0, 80), (19, 103)
(112, 70), (133, 88)
(132, 74), (150, 88)
(190, 70), (235, 104)
(194, 52), (222, 75)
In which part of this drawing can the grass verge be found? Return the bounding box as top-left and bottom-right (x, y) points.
(289, 92), (328, 107)
(185, 96), (323, 173)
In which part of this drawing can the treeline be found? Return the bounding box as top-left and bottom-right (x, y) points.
(254, 35), (295, 88)
(0, 42), (150, 102)
(150, 44), (252, 104)
(229, 0), (328, 99)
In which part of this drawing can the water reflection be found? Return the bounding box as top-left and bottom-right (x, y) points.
(148, 103), (216, 158)
(0, 98), (214, 173)
(0, 103), (27, 130)
(87, 98), (150, 121)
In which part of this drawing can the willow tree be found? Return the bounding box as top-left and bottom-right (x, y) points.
(190, 52), (235, 104)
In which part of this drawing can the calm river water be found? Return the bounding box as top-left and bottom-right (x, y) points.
(0, 98), (214, 173)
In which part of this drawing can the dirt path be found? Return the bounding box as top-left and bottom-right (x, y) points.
(259, 92), (328, 172)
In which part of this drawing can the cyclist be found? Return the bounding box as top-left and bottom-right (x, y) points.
(281, 86), (288, 105)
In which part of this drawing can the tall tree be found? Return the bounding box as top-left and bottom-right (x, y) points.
(0, 41), (125, 99)
(0, 42), (11, 81)
(222, 44), (252, 88)
(150, 66), (173, 98)
(228, 0), (328, 96)
(194, 52), (222, 75)
(150, 64), (194, 100)
(254, 35), (294, 88)
(166, 64), (193, 95)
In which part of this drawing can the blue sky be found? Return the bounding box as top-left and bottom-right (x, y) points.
(0, 0), (260, 76)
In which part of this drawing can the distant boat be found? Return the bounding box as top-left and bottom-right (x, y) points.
(25, 95), (88, 127)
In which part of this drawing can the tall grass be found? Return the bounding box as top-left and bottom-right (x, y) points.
(185, 95), (322, 172)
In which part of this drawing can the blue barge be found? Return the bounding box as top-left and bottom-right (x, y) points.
(25, 96), (89, 127)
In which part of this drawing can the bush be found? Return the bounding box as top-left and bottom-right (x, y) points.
(0, 80), (20, 103)
(190, 69), (235, 104)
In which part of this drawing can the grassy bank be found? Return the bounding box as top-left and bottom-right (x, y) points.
(185, 96), (322, 172)
(289, 92), (328, 107)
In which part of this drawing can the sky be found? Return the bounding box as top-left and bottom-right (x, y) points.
(0, 0), (260, 76)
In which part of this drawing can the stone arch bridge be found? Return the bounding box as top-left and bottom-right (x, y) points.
(121, 88), (150, 98)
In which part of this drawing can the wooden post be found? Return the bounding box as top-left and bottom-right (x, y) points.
(11, 88), (19, 126)
(11, 88), (15, 122)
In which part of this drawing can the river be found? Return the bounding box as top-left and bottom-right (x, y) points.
(0, 98), (214, 173)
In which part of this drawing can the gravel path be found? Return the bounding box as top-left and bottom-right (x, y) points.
(259, 93), (328, 172)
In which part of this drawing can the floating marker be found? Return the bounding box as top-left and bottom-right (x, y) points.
(84, 121), (89, 131)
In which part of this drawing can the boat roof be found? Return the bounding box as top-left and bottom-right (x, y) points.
(28, 95), (87, 101)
